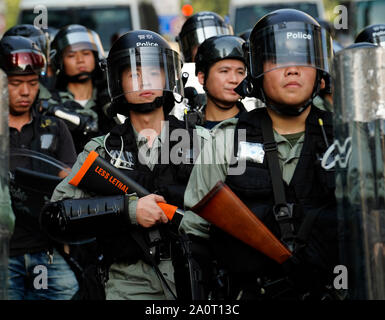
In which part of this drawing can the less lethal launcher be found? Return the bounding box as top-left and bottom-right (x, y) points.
(68, 150), (183, 224)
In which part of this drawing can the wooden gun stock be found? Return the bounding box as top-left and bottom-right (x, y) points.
(191, 181), (292, 264)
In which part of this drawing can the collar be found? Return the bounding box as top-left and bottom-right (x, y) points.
(60, 87), (98, 102)
(131, 121), (168, 147)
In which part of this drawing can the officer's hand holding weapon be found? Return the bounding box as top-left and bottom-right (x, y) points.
(40, 150), (184, 244)
(136, 194), (169, 228)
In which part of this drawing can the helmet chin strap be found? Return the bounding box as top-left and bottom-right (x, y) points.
(112, 95), (165, 117)
(203, 85), (237, 111)
(261, 73), (321, 117)
(64, 71), (92, 83)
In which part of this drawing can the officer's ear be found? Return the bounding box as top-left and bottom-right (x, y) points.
(320, 78), (326, 90)
(197, 71), (205, 86)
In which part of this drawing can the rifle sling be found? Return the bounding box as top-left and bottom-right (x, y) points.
(130, 227), (177, 299)
(260, 113), (296, 249)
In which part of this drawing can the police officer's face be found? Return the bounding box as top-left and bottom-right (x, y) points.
(198, 59), (246, 105)
(262, 62), (316, 108)
(121, 66), (165, 104)
(63, 48), (95, 77)
(8, 74), (39, 116)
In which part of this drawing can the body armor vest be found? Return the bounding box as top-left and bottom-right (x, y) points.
(210, 106), (338, 287)
(99, 114), (195, 265)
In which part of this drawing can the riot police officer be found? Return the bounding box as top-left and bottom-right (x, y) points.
(181, 9), (339, 300)
(3, 24), (58, 102)
(193, 35), (248, 129)
(48, 24), (113, 153)
(46, 30), (196, 300)
(0, 35), (78, 300)
(176, 11), (234, 119)
(178, 11), (233, 63)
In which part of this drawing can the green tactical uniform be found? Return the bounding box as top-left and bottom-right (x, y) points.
(56, 88), (100, 123)
(181, 116), (304, 238)
(51, 124), (179, 300)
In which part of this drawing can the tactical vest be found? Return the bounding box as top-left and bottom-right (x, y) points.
(10, 112), (63, 251)
(99, 114), (195, 265)
(210, 106), (338, 284)
(29, 113), (61, 171)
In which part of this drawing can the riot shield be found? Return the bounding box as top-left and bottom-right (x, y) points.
(9, 148), (70, 222)
(0, 70), (12, 300)
(331, 46), (385, 299)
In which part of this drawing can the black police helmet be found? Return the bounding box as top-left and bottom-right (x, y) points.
(345, 42), (378, 50)
(50, 24), (105, 74)
(177, 11), (233, 62)
(195, 35), (246, 77)
(355, 24), (385, 47)
(246, 9), (333, 116)
(4, 24), (48, 59)
(106, 30), (184, 116)
(0, 35), (46, 76)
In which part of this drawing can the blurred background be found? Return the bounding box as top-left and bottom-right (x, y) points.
(1, 0), (384, 51)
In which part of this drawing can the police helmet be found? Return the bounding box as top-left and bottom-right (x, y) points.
(195, 35), (246, 77)
(177, 11), (233, 63)
(247, 9), (333, 116)
(355, 24), (385, 47)
(345, 42), (378, 50)
(50, 24), (105, 75)
(4, 24), (49, 61)
(0, 36), (46, 76)
(106, 30), (184, 115)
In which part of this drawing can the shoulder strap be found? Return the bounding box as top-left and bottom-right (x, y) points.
(260, 112), (286, 205)
(260, 112), (297, 251)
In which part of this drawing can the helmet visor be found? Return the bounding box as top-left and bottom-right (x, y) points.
(4, 50), (46, 75)
(55, 31), (101, 55)
(180, 25), (233, 62)
(250, 22), (333, 78)
(107, 46), (184, 101)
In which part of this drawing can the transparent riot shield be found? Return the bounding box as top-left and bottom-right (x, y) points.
(332, 46), (385, 299)
(0, 70), (12, 300)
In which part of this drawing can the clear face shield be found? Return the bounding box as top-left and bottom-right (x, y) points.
(107, 46), (184, 103)
(250, 22), (333, 78)
(180, 25), (233, 62)
(52, 30), (105, 61)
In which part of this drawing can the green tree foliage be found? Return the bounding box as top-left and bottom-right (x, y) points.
(5, 0), (21, 29)
(187, 0), (230, 17)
